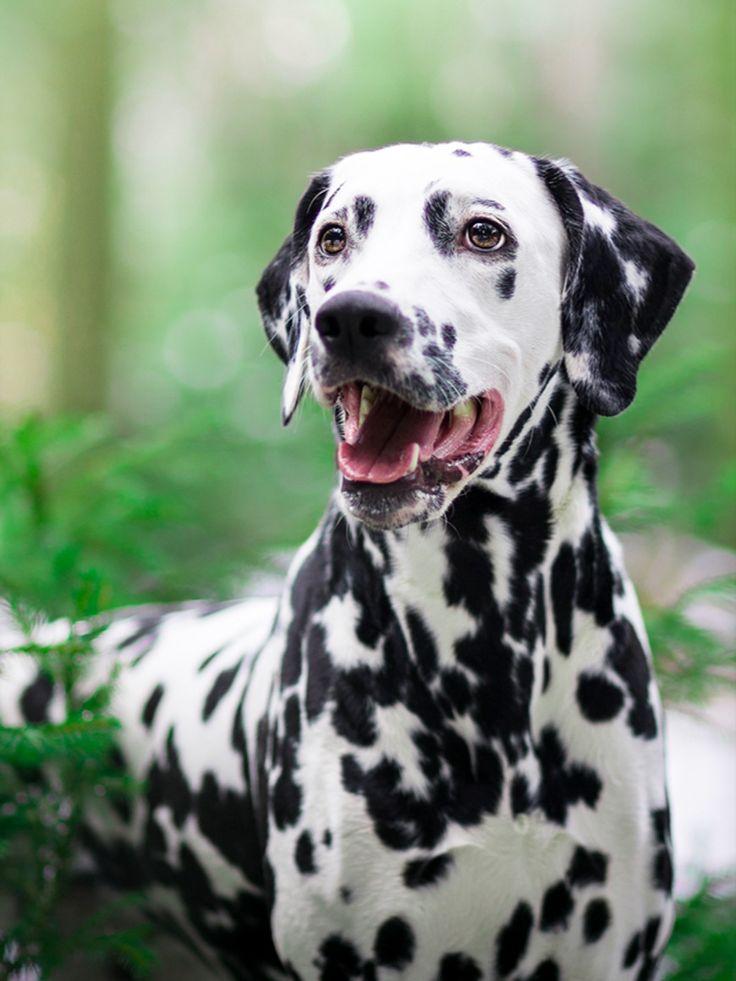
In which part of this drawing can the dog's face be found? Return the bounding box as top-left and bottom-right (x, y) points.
(258, 143), (693, 530)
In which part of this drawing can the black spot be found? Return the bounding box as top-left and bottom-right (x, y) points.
(441, 323), (456, 347)
(295, 830), (316, 875)
(583, 898), (611, 943)
(643, 916), (661, 953)
(652, 846), (673, 893)
(608, 619), (657, 739)
(323, 276), (336, 292)
(452, 148), (472, 157)
(374, 916), (415, 969)
(340, 885), (352, 903)
(403, 853), (454, 888)
(147, 727), (192, 829)
(415, 306), (436, 336)
(375, 280), (389, 290)
(271, 696), (303, 830)
(567, 846), (608, 887)
(406, 607), (439, 680)
(341, 753), (364, 794)
(423, 190), (454, 256)
(551, 543), (576, 655)
(305, 624), (332, 721)
(202, 661), (241, 722)
(20, 673), (53, 723)
(197, 646), (223, 673)
(495, 901), (533, 976)
(497, 267), (516, 300)
(511, 773), (530, 816)
(319, 934), (362, 980)
(576, 672), (625, 722)
(623, 930), (641, 968)
(536, 725), (602, 824)
(529, 961), (560, 981)
(542, 657), (551, 693)
(323, 828), (332, 847)
(436, 952), (482, 980)
(196, 771), (263, 888)
(651, 805), (671, 843)
(333, 667), (378, 746)
(540, 880), (575, 931)
(354, 195), (376, 237)
(441, 668), (471, 714)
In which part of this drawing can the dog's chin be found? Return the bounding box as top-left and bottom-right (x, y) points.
(329, 382), (504, 531)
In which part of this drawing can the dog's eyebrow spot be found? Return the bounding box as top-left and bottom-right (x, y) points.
(497, 267), (517, 300)
(423, 190), (454, 256)
(353, 196), (376, 237)
(473, 197), (506, 211)
(452, 148), (472, 157)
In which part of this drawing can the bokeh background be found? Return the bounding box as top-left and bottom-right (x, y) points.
(0, 0), (734, 976)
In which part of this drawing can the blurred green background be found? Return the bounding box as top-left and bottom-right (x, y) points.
(1, 0), (734, 615)
(0, 2), (734, 976)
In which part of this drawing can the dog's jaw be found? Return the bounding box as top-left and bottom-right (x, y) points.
(318, 381), (505, 530)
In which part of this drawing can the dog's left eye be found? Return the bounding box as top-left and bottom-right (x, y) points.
(465, 219), (506, 252)
(319, 225), (347, 256)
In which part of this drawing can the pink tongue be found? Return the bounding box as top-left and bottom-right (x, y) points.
(338, 396), (443, 484)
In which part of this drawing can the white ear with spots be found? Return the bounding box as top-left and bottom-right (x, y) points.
(535, 158), (695, 416)
(256, 171), (332, 425)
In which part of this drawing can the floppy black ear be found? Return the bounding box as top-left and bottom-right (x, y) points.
(535, 159), (695, 416)
(256, 170), (332, 424)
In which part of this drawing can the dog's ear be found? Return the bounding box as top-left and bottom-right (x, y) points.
(256, 170), (332, 424)
(535, 159), (694, 416)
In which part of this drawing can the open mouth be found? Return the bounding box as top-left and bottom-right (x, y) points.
(333, 382), (504, 491)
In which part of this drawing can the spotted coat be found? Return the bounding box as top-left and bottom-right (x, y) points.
(0, 142), (693, 980)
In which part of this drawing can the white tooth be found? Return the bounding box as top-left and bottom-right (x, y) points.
(359, 385), (376, 427)
(407, 444), (420, 473)
(453, 399), (475, 418)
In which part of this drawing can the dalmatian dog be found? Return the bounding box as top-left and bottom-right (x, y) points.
(1, 142), (694, 980)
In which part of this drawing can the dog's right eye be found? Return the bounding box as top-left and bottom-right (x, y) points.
(319, 225), (346, 256)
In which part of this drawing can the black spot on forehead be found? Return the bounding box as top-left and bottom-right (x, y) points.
(353, 195), (376, 237)
(423, 190), (454, 256)
(497, 267), (517, 301)
(493, 143), (513, 158)
(452, 147), (472, 157)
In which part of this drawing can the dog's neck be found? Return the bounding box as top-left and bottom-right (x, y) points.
(311, 373), (610, 677)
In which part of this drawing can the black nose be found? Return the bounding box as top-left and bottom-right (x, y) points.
(314, 290), (401, 360)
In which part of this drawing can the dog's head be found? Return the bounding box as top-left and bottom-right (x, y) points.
(257, 143), (693, 530)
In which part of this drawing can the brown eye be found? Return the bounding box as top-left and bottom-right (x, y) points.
(319, 225), (346, 256)
(465, 219), (505, 252)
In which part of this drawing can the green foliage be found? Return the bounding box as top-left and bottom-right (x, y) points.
(0, 598), (156, 978)
(666, 880), (736, 980)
